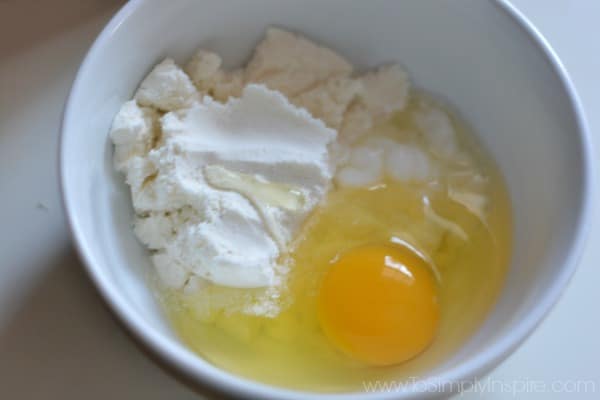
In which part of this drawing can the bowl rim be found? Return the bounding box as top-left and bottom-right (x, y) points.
(59, 0), (594, 398)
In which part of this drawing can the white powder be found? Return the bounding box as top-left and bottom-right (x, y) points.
(115, 84), (336, 296)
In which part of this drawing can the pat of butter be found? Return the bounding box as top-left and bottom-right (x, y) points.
(204, 165), (306, 211)
(205, 164), (307, 250)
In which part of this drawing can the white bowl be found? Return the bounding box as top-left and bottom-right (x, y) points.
(60, 0), (593, 398)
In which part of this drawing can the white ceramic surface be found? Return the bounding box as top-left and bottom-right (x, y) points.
(59, 0), (593, 399)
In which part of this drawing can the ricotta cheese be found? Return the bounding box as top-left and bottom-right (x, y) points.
(111, 28), (449, 317)
(245, 28), (353, 97)
(135, 58), (198, 111)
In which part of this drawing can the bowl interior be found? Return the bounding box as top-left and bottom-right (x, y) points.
(61, 0), (589, 398)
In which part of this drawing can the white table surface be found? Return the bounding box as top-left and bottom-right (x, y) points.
(0, 1), (598, 399)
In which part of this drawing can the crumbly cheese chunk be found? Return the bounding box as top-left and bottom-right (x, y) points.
(110, 100), (158, 170)
(185, 50), (245, 102)
(245, 28), (353, 97)
(152, 253), (190, 289)
(339, 101), (373, 144)
(385, 142), (437, 182)
(210, 69), (245, 101)
(184, 49), (222, 89)
(135, 58), (198, 111)
(359, 64), (410, 119)
(123, 157), (157, 195)
(336, 144), (385, 187)
(292, 76), (362, 129)
(414, 104), (461, 159)
(335, 137), (437, 188)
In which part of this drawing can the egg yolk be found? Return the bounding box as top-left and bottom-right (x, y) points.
(318, 244), (440, 366)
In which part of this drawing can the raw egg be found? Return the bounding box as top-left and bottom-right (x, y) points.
(318, 244), (440, 366)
